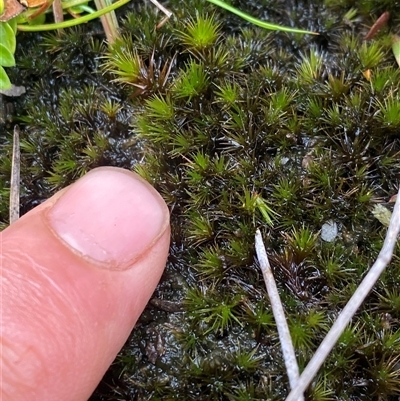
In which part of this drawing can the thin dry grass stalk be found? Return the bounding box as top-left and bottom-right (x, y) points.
(148, 0), (172, 29)
(9, 125), (20, 224)
(94, 0), (119, 43)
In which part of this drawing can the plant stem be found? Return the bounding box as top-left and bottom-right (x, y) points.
(206, 0), (318, 35)
(17, 0), (130, 31)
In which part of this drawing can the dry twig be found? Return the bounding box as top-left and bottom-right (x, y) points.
(148, 0), (172, 29)
(94, 0), (120, 43)
(285, 186), (400, 401)
(9, 125), (20, 224)
(52, 0), (64, 29)
(255, 230), (303, 400)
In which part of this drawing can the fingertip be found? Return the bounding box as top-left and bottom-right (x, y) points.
(1, 167), (171, 401)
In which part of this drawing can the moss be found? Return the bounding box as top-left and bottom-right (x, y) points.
(1, 0), (400, 399)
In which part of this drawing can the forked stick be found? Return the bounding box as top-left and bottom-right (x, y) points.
(285, 187), (400, 401)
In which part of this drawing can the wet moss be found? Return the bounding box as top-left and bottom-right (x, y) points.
(1, 0), (400, 399)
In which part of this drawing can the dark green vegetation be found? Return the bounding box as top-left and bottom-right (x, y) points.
(1, 0), (400, 399)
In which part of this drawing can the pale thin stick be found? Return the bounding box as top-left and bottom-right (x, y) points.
(255, 229), (303, 399)
(148, 0), (172, 19)
(285, 187), (400, 401)
(94, 0), (120, 43)
(147, 0), (172, 29)
(52, 0), (64, 26)
(9, 125), (20, 224)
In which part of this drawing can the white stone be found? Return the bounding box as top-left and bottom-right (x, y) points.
(321, 220), (338, 242)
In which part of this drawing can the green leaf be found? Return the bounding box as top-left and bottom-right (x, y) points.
(8, 17), (17, 34)
(206, 0), (318, 35)
(392, 35), (400, 68)
(0, 43), (15, 66)
(0, 21), (17, 54)
(0, 65), (12, 90)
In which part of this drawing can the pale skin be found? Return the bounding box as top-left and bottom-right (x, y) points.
(1, 167), (171, 401)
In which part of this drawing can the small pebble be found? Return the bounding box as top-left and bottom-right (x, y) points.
(0, 84), (26, 97)
(321, 220), (338, 242)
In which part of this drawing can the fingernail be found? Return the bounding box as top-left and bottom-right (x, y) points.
(46, 168), (169, 269)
